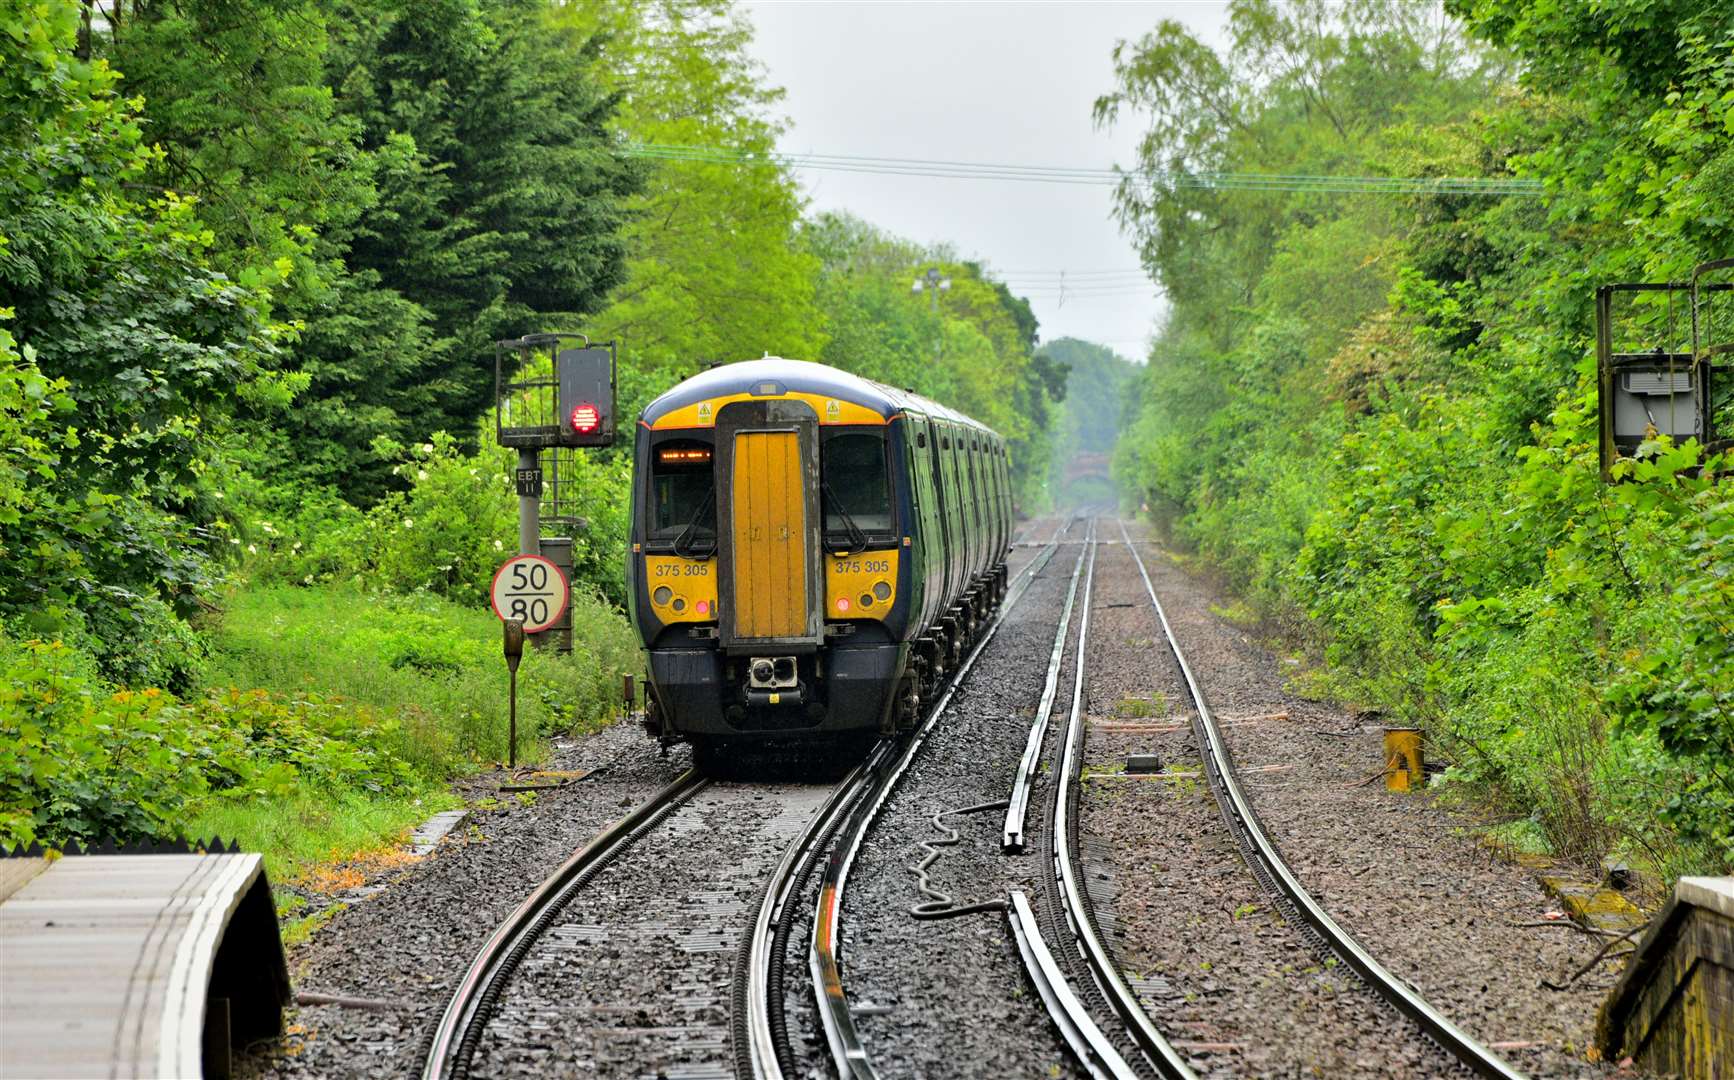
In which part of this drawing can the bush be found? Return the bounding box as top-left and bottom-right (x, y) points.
(233, 430), (633, 607)
(0, 634), (422, 850)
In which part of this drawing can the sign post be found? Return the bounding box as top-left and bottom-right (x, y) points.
(494, 333), (616, 652)
(502, 620), (525, 769)
(489, 554), (569, 635)
(490, 555), (569, 769)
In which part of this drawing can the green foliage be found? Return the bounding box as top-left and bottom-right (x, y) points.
(800, 212), (1064, 508)
(556, 0), (826, 403)
(234, 427), (631, 607)
(0, 0), (290, 687)
(1040, 337), (1138, 505)
(330, 0), (639, 450)
(204, 584), (638, 770)
(93, 0), (640, 501)
(1106, 0), (1734, 874)
(0, 634), (421, 850)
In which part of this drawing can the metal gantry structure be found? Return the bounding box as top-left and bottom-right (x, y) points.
(1595, 259), (1734, 480)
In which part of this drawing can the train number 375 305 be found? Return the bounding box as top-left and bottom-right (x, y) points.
(833, 560), (891, 575)
(654, 562), (710, 577)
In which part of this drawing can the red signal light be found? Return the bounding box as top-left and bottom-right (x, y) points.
(570, 402), (601, 435)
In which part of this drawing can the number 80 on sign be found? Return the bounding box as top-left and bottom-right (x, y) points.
(489, 555), (569, 633)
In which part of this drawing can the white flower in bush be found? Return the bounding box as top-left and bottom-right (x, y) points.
(403, 518), (414, 529)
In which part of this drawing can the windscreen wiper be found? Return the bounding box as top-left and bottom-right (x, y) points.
(822, 479), (870, 556)
(672, 486), (717, 560)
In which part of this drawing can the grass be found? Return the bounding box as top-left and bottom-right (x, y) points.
(1479, 817), (1554, 859)
(192, 581), (638, 882)
(185, 788), (458, 884)
(206, 584), (638, 771)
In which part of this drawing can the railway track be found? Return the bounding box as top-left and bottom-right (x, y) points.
(425, 514), (1075, 1080)
(424, 514), (1523, 1080)
(1006, 517), (1523, 1079)
(775, 513), (1076, 1080)
(1011, 519), (1196, 1080)
(1114, 519), (1526, 1080)
(420, 767), (708, 1079)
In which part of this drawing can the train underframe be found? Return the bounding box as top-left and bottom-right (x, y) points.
(641, 563), (1009, 759)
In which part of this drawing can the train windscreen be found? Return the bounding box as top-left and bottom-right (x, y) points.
(822, 431), (891, 535)
(650, 441), (715, 539)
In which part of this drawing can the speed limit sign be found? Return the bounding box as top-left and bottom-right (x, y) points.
(490, 555), (569, 633)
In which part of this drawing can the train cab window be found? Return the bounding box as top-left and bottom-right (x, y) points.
(822, 431), (892, 535)
(649, 440), (715, 540)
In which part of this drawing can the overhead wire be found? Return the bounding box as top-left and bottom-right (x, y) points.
(619, 142), (1545, 197)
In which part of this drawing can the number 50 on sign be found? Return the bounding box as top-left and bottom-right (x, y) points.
(490, 555), (569, 633)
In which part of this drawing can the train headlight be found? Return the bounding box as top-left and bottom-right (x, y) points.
(872, 581), (891, 601)
(653, 586), (672, 605)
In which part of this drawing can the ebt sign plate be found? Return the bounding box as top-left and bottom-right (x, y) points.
(490, 555), (569, 633)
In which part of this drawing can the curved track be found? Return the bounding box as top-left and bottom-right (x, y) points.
(1114, 518), (1525, 1080)
(420, 768), (707, 1079)
(792, 515), (1073, 1080)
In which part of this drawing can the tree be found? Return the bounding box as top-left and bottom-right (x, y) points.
(328, 0), (640, 471)
(552, 0), (825, 419)
(1, 0), (291, 687)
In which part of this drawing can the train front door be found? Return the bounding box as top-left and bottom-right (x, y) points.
(714, 399), (824, 652)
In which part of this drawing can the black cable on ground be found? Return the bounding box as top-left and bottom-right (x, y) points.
(908, 799), (1012, 920)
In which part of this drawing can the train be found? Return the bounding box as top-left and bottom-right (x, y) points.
(627, 357), (1013, 765)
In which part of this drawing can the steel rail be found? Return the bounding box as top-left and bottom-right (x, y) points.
(421, 768), (707, 1080)
(809, 515), (1071, 1080)
(1006, 889), (1139, 1080)
(1116, 518), (1526, 1080)
(738, 751), (884, 1080)
(1004, 518), (1092, 849)
(1037, 527), (1197, 1080)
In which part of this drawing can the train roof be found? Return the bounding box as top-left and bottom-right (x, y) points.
(639, 357), (1000, 437)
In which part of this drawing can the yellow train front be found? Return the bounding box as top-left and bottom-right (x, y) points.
(629, 358), (1012, 762)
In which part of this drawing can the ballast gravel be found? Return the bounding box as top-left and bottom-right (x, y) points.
(1107, 521), (1624, 1079)
(1079, 532), (1450, 1078)
(811, 518), (1089, 1080)
(241, 720), (691, 1079)
(238, 511), (1622, 1080)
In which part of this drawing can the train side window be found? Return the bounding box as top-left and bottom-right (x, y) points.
(822, 431), (892, 534)
(916, 431), (927, 448)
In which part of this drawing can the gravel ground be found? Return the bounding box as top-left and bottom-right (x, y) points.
(1079, 531), (1445, 1078)
(471, 779), (839, 1079)
(804, 519), (1088, 1080)
(1113, 520), (1623, 1079)
(247, 515), (1073, 1080)
(244, 720), (691, 1079)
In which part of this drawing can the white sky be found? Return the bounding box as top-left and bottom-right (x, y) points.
(743, 1), (1233, 360)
